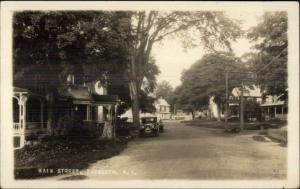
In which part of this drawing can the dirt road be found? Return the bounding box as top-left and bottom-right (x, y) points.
(48, 121), (286, 180)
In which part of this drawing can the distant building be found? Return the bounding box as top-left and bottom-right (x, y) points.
(154, 97), (171, 120)
(208, 85), (287, 121)
(260, 94), (287, 120)
(208, 85), (262, 119)
(120, 97), (171, 121)
(173, 109), (194, 120)
(229, 85), (262, 118)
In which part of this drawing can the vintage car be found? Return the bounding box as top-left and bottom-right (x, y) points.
(140, 116), (160, 137)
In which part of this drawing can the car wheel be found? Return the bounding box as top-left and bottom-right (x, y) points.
(139, 131), (144, 138)
(160, 127), (164, 133)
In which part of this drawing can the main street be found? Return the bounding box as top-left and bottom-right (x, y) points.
(48, 121), (286, 180)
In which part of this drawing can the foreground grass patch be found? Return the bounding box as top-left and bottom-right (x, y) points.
(14, 137), (128, 179)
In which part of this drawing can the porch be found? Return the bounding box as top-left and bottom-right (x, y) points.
(260, 103), (288, 121)
(13, 87), (48, 149)
(13, 86), (119, 149)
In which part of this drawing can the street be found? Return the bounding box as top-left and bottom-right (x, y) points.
(48, 121), (286, 180)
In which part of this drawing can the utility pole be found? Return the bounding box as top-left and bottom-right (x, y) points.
(240, 81), (244, 131)
(225, 71), (229, 131)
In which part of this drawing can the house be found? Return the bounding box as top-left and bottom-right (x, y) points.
(172, 109), (195, 120)
(13, 75), (119, 149)
(260, 94), (287, 120)
(120, 97), (171, 121)
(208, 85), (262, 120)
(229, 85), (262, 119)
(208, 85), (287, 121)
(154, 97), (171, 120)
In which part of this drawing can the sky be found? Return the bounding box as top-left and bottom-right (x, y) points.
(152, 11), (264, 88)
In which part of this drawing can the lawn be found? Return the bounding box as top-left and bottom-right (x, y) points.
(14, 137), (128, 179)
(181, 119), (287, 130)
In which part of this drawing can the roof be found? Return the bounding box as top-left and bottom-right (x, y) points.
(155, 97), (170, 106)
(232, 85), (262, 98)
(260, 102), (285, 106)
(58, 85), (118, 104)
(58, 86), (93, 101)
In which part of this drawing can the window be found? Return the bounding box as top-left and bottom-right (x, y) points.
(75, 104), (87, 121)
(67, 74), (75, 85)
(91, 106), (97, 121)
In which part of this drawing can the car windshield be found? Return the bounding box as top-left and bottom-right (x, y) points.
(141, 117), (157, 124)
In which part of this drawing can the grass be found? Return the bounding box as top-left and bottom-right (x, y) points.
(14, 137), (128, 179)
(181, 119), (287, 130)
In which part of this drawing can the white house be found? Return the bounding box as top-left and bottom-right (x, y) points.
(154, 97), (171, 120)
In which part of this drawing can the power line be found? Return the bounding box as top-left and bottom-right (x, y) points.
(256, 47), (287, 74)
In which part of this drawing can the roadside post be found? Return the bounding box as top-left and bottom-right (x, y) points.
(240, 81), (244, 131)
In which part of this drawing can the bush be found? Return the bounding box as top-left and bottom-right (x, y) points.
(116, 117), (137, 136)
(14, 137), (128, 179)
(54, 115), (104, 138)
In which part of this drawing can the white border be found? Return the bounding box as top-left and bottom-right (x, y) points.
(1, 1), (299, 188)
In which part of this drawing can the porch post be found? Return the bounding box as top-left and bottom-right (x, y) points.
(87, 105), (90, 121)
(20, 94), (28, 147)
(281, 106), (284, 117)
(18, 97), (21, 127)
(274, 106), (277, 118)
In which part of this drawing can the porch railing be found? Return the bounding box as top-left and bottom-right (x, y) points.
(14, 122), (48, 134)
(26, 122), (48, 129)
(13, 122), (21, 131)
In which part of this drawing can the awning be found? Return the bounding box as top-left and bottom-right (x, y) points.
(92, 94), (118, 105)
(58, 85), (118, 105)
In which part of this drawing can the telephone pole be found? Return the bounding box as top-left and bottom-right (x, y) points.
(225, 71), (229, 131)
(240, 81), (244, 131)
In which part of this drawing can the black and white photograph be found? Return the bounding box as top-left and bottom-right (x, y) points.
(1, 1), (299, 188)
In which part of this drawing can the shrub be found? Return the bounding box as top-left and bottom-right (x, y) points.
(54, 115), (104, 138)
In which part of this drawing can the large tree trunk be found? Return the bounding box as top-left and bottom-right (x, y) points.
(129, 81), (140, 129)
(46, 92), (54, 135)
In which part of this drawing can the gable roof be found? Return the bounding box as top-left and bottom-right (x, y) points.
(232, 85), (262, 98)
(155, 97), (170, 106)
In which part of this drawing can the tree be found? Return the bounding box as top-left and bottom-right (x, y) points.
(155, 81), (173, 102)
(127, 11), (243, 127)
(13, 11), (132, 130)
(13, 11), (130, 89)
(247, 12), (287, 99)
(173, 85), (209, 120)
(175, 52), (246, 121)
